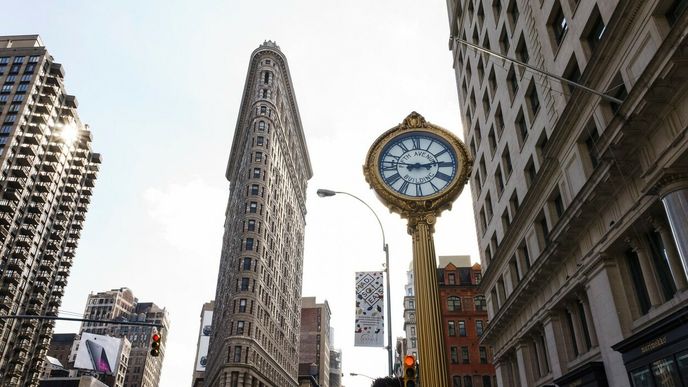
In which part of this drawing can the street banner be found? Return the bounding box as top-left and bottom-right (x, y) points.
(354, 271), (385, 347)
(73, 332), (122, 375)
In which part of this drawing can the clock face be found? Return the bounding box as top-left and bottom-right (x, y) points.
(378, 132), (458, 198)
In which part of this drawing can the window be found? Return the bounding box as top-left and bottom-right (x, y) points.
(459, 321), (467, 336)
(1, 85), (11, 93)
(240, 278), (250, 291)
(476, 320), (484, 336)
(499, 27), (510, 54)
(256, 136), (264, 146)
(253, 168), (261, 178)
(507, 66), (518, 99)
(448, 321), (456, 336)
(462, 346), (470, 364)
(453, 375), (462, 387)
(480, 347), (488, 363)
(583, 123), (600, 168)
(667, 0), (688, 25)
(448, 273), (456, 284)
(483, 375), (492, 387)
(263, 71), (270, 84)
(13, 57), (24, 64)
(245, 238), (254, 251)
(550, 3), (568, 46)
(608, 73), (628, 114)
(247, 219), (255, 231)
(249, 202), (257, 213)
(495, 105), (504, 135)
(254, 151), (263, 162)
(447, 296), (462, 312)
(525, 157), (537, 187)
(28, 55), (39, 63)
(475, 296), (486, 311)
(516, 35), (529, 63)
(585, 6), (606, 51)
(507, 0), (519, 33)
(495, 168), (504, 196)
(243, 257), (252, 270)
(258, 121), (266, 130)
(450, 347), (459, 364)
(0, 57), (8, 65)
(488, 127), (497, 157)
(238, 299), (247, 312)
(233, 346), (242, 362)
(527, 82), (540, 116)
(515, 110), (528, 146)
(464, 376), (473, 387)
(251, 184), (259, 195)
(485, 192), (493, 220)
(474, 273), (482, 284)
(501, 147), (513, 177)
(261, 89), (268, 98)
(16, 84), (28, 93)
(564, 55), (582, 94)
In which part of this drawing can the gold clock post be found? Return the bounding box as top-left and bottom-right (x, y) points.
(363, 112), (472, 387)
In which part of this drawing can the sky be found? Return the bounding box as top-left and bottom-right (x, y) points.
(3, 1), (478, 386)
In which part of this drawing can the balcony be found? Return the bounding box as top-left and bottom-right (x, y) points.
(23, 215), (39, 226)
(52, 287), (64, 296)
(42, 163), (56, 173)
(0, 297), (12, 311)
(74, 213), (84, 221)
(34, 104), (48, 115)
(10, 167), (28, 179)
(19, 227), (36, 239)
(55, 276), (67, 286)
(48, 296), (60, 306)
(38, 261), (53, 271)
(60, 257), (73, 265)
(14, 155), (31, 167)
(84, 179), (95, 188)
(17, 328), (32, 339)
(0, 215), (11, 227)
(27, 205), (41, 214)
(80, 190), (92, 199)
(43, 252), (58, 262)
(63, 185), (76, 193)
(57, 268), (69, 277)
(11, 249), (29, 261)
(22, 134), (40, 146)
(65, 239), (77, 248)
(68, 231), (79, 239)
(67, 176), (79, 185)
(71, 158), (84, 167)
(44, 153), (58, 163)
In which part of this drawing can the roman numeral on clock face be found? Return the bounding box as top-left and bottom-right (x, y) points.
(385, 173), (401, 185)
(435, 172), (452, 182)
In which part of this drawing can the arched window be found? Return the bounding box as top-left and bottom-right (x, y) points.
(474, 296), (486, 311)
(263, 71), (271, 84)
(448, 296), (462, 312)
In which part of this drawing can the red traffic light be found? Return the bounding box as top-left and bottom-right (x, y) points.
(150, 332), (162, 357)
(404, 355), (416, 367)
(152, 333), (161, 342)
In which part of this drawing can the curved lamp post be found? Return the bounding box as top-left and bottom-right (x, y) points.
(350, 372), (375, 381)
(317, 189), (393, 377)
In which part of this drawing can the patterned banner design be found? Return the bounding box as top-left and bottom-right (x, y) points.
(354, 271), (385, 347)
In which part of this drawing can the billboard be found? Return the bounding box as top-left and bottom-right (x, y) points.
(354, 271), (385, 347)
(73, 332), (122, 375)
(195, 310), (213, 371)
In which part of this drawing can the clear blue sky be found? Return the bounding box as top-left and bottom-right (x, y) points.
(3, 1), (478, 386)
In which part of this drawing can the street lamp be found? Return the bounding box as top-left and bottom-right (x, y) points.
(350, 372), (375, 381)
(317, 188), (394, 377)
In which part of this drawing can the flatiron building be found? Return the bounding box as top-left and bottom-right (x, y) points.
(205, 41), (312, 387)
(0, 35), (101, 386)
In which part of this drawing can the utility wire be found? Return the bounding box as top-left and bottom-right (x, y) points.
(0, 315), (163, 330)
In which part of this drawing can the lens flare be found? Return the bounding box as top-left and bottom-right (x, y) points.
(59, 123), (79, 145)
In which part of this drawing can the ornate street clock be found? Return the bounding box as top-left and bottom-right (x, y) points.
(363, 112), (472, 387)
(363, 111), (472, 217)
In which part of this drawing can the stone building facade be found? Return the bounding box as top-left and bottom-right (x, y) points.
(446, 0), (688, 386)
(0, 35), (101, 387)
(205, 41), (312, 387)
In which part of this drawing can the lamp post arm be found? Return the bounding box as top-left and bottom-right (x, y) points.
(334, 191), (387, 251)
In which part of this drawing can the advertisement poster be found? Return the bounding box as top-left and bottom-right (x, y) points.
(195, 310), (213, 371)
(73, 332), (122, 375)
(354, 271), (385, 347)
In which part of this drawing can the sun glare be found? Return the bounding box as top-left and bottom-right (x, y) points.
(59, 123), (79, 146)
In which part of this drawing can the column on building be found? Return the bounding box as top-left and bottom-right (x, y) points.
(542, 312), (568, 379)
(658, 174), (688, 279)
(625, 237), (664, 308)
(652, 214), (688, 291)
(515, 340), (534, 386)
(584, 254), (631, 386)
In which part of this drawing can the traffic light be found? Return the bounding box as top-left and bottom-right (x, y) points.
(150, 332), (162, 357)
(403, 355), (418, 387)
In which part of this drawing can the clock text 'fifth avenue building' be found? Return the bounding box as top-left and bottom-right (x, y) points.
(205, 41), (312, 387)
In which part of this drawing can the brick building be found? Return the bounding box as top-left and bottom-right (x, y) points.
(438, 256), (495, 387)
